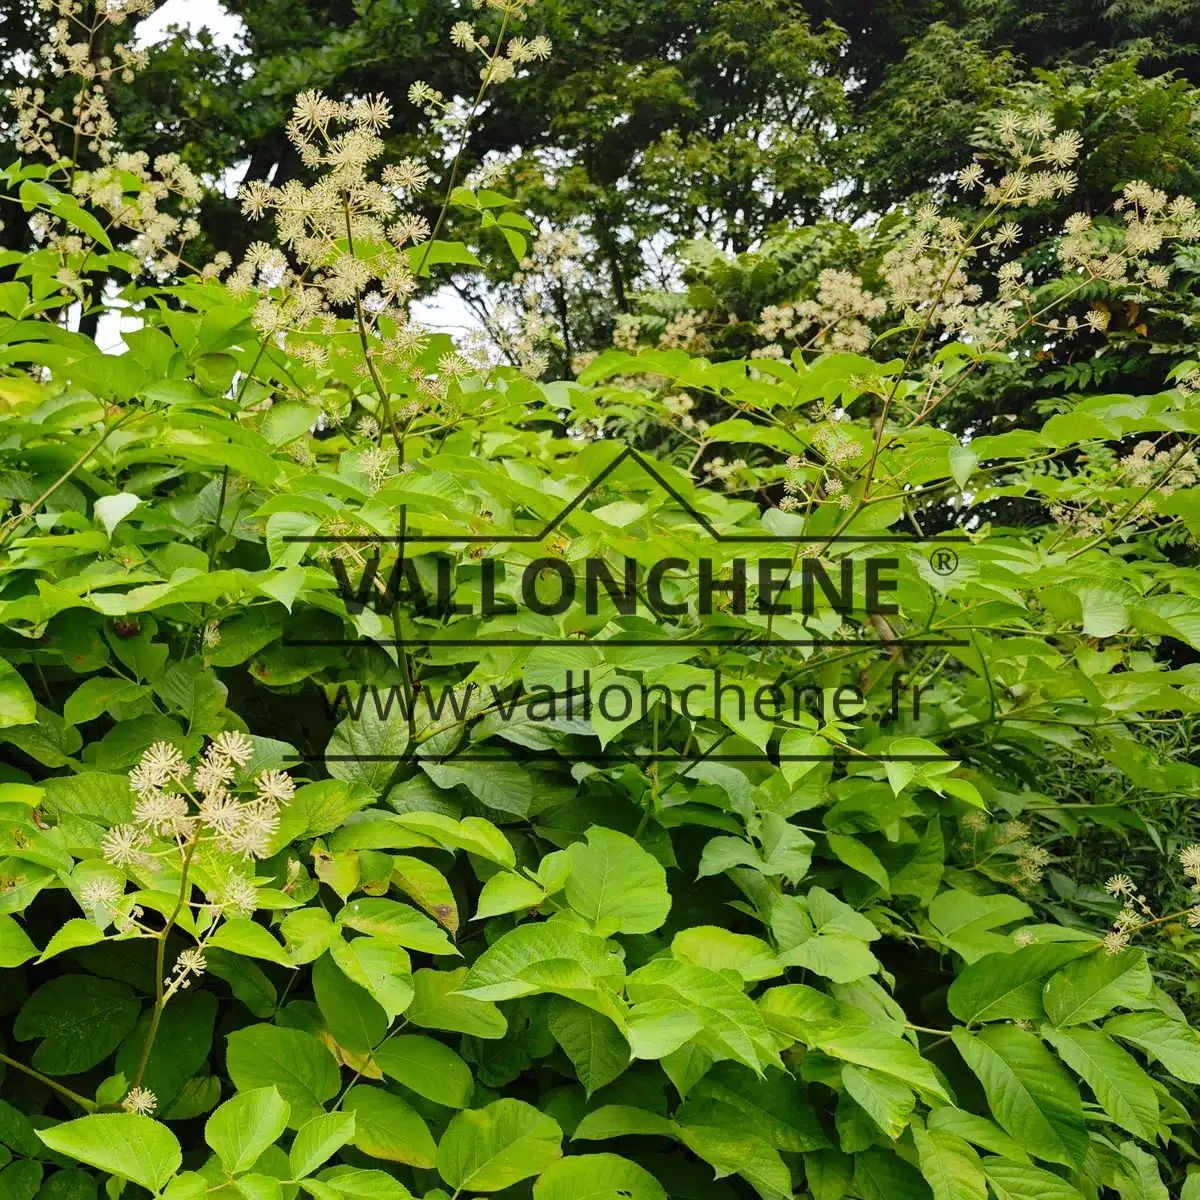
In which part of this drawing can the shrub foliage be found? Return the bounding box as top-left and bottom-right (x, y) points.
(2, 5), (1200, 1200)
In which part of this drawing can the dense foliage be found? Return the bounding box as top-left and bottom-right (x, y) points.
(2, 2), (1200, 1200)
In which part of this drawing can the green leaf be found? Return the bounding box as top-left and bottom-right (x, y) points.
(114, 990), (217, 1111)
(532, 1153), (665, 1200)
(670, 927), (782, 982)
(929, 891), (1032, 963)
(979, 1157), (1086, 1200)
(826, 833), (890, 890)
(38, 919), (105, 963)
(337, 899), (459, 956)
(1105, 1013), (1200, 1083)
(1043, 949), (1153, 1027)
(289, 1112), (356, 1178)
(474, 871), (545, 920)
(234, 1173), (283, 1200)
(805, 1149), (854, 1200)
(1078, 580), (1135, 638)
(572, 1106), (678, 1141)
(422, 759), (533, 818)
(308, 1167), (412, 1200)
(459, 920), (624, 1004)
(842, 1066), (913, 1140)
(853, 1146), (930, 1200)
(927, 1108), (1029, 1163)
(408, 239), (483, 275)
(0, 914), (38, 967)
(1042, 1028), (1158, 1142)
(312, 951), (387, 1055)
(342, 1085), (436, 1167)
(816, 1029), (948, 1101)
(0, 661), (36, 729)
(326, 709), (409, 793)
(406, 968), (507, 1038)
(437, 1099), (563, 1194)
(626, 1001), (703, 1060)
(14, 975), (140, 1075)
(0, 1159), (41, 1200)
(948, 944), (1094, 1024)
(563, 826), (671, 935)
(627, 959), (779, 1074)
(780, 933), (879, 983)
(37, 1116), (180, 1193)
(209, 919), (293, 967)
(691, 1063), (829, 1152)
(911, 1119), (987, 1200)
(329, 935), (414, 1021)
(373, 1035), (475, 1109)
(206, 950), (278, 1018)
(546, 998), (630, 1097)
(280, 908), (337, 965)
(1114, 1142), (1168, 1200)
(392, 813), (514, 867)
(225, 1026), (341, 1128)
(205, 1087), (291, 1176)
(676, 1101), (793, 1200)
(950, 1026), (1087, 1167)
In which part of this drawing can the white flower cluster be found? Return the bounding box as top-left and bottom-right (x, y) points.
(100, 732), (294, 870)
(758, 269), (887, 354)
(11, 0), (217, 284)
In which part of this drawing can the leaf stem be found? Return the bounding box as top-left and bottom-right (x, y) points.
(0, 1050), (96, 1112)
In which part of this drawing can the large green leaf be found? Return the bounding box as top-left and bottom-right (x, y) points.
(627, 959), (780, 1074)
(225, 1026), (341, 1128)
(546, 998), (630, 1097)
(1105, 1013), (1200, 1084)
(951, 1027), (1087, 1168)
(532, 1153), (665, 1200)
(436, 1099), (562, 1193)
(289, 1112), (356, 1179)
(980, 1157), (1087, 1200)
(342, 1086), (436, 1167)
(0, 914), (38, 967)
(947, 944), (1093, 1024)
(911, 1120), (987, 1200)
(337, 899), (458, 956)
(405, 967), (507, 1038)
(38, 1116), (181, 1194)
(459, 920), (624, 1004)
(209, 920), (293, 967)
(205, 1087), (291, 1175)
(1042, 1028), (1158, 1141)
(1043, 949), (1153, 1027)
(373, 1034), (474, 1109)
(0, 660), (36, 729)
(689, 1062), (831, 1152)
(13, 975), (140, 1075)
(563, 826), (671, 935)
(312, 951), (387, 1055)
(816, 1029), (948, 1102)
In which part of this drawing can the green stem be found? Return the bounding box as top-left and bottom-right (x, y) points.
(132, 837), (199, 1090)
(0, 410), (139, 551)
(343, 198), (404, 453)
(0, 1051), (96, 1112)
(414, 11), (513, 283)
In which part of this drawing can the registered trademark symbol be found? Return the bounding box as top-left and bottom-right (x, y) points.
(929, 547), (958, 576)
